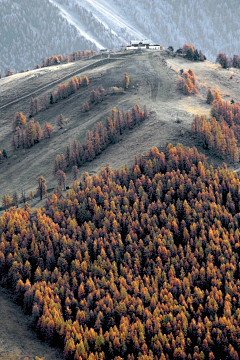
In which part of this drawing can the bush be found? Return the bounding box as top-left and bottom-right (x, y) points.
(216, 53), (231, 68)
(182, 44), (206, 61)
(178, 69), (198, 95)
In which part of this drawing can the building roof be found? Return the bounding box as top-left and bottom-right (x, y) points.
(130, 39), (151, 46)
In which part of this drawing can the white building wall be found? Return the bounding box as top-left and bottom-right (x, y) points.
(126, 45), (161, 50)
(149, 45), (161, 50)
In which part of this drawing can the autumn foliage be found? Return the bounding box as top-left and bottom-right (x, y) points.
(216, 53), (231, 69)
(1, 144), (240, 360)
(52, 75), (89, 104)
(54, 105), (149, 173)
(192, 91), (240, 161)
(12, 118), (50, 150)
(29, 97), (41, 118)
(12, 112), (27, 131)
(191, 115), (239, 161)
(89, 87), (106, 105)
(210, 92), (240, 138)
(177, 69), (198, 95)
(182, 44), (206, 61)
(41, 50), (98, 68)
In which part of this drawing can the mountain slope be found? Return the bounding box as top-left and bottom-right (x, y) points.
(0, 50), (240, 203)
(0, 0), (97, 75)
(1, 0), (240, 75)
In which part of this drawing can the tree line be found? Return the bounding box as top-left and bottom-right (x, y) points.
(39, 50), (98, 69)
(182, 44), (206, 62)
(191, 115), (239, 161)
(54, 104), (149, 174)
(216, 53), (240, 69)
(0, 145), (240, 359)
(192, 91), (240, 161)
(3, 50), (98, 77)
(28, 74), (90, 119)
(12, 112), (53, 151)
(52, 75), (89, 105)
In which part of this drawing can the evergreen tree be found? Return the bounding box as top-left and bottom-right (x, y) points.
(206, 89), (214, 104)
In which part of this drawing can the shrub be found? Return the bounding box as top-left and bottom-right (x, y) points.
(216, 53), (231, 68)
(178, 69), (198, 95)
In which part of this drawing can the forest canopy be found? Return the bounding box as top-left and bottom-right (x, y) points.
(0, 144), (240, 360)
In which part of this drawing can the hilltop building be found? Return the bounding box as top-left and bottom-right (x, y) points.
(125, 40), (162, 51)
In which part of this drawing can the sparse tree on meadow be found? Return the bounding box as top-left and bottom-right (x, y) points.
(43, 123), (53, 138)
(81, 76), (89, 86)
(36, 176), (47, 200)
(34, 98), (40, 114)
(2, 150), (7, 158)
(35, 121), (42, 142)
(42, 94), (50, 110)
(12, 112), (27, 131)
(29, 190), (34, 200)
(1, 194), (9, 210)
(6, 70), (14, 76)
(29, 97), (40, 117)
(56, 170), (66, 190)
(143, 105), (149, 119)
(83, 102), (89, 112)
(60, 154), (66, 172)
(56, 114), (66, 129)
(216, 53), (230, 68)
(89, 90), (96, 103)
(122, 73), (129, 89)
(206, 89), (214, 104)
(21, 189), (26, 204)
(50, 93), (54, 105)
(25, 120), (37, 147)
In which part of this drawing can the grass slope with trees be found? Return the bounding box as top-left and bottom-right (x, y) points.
(1, 47), (240, 359)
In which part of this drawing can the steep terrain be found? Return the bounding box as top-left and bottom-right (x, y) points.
(1, 0), (240, 74)
(0, 0), (97, 75)
(1, 49), (240, 360)
(0, 50), (240, 205)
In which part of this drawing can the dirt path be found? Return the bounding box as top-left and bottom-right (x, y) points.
(0, 287), (63, 360)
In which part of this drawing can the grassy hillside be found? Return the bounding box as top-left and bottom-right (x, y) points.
(1, 50), (240, 206)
